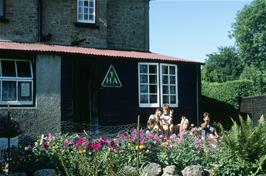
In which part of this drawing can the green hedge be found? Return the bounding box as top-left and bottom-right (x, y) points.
(202, 80), (255, 109)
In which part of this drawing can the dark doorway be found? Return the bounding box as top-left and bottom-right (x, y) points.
(73, 60), (100, 125)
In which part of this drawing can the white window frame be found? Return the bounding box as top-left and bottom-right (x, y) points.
(0, 59), (34, 105)
(160, 64), (178, 107)
(138, 63), (160, 108)
(138, 62), (178, 108)
(77, 0), (96, 24)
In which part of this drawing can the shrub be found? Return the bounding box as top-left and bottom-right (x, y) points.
(211, 116), (266, 175)
(202, 80), (255, 109)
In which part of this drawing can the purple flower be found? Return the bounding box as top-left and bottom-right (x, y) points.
(64, 139), (71, 146)
(130, 136), (136, 143)
(43, 143), (49, 150)
(47, 133), (54, 141)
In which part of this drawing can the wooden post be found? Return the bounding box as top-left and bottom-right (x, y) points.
(136, 115), (140, 175)
(7, 104), (10, 175)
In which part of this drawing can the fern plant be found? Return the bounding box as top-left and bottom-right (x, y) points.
(213, 116), (266, 175)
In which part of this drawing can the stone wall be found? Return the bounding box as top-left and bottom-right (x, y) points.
(42, 0), (108, 48)
(0, 0), (39, 42)
(107, 0), (149, 51)
(0, 54), (61, 139)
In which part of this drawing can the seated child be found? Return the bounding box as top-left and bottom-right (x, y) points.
(160, 104), (174, 137)
(147, 108), (162, 133)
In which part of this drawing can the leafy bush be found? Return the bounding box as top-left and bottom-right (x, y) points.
(202, 80), (255, 109)
(211, 116), (266, 175)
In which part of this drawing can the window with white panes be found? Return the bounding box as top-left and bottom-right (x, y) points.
(138, 63), (159, 107)
(77, 0), (95, 23)
(0, 59), (33, 105)
(160, 64), (178, 107)
(138, 63), (178, 107)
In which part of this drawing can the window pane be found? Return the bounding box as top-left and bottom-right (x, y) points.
(140, 85), (148, 93)
(162, 76), (168, 84)
(89, 15), (94, 21)
(170, 96), (176, 104)
(170, 76), (175, 84)
(18, 82), (32, 101)
(149, 65), (156, 73)
(84, 14), (88, 20)
(2, 61), (16, 77)
(17, 61), (31, 77)
(84, 1), (88, 7)
(163, 95), (169, 104)
(149, 85), (157, 93)
(140, 95), (148, 104)
(89, 1), (94, 7)
(150, 95), (157, 103)
(79, 7), (83, 14)
(169, 66), (175, 74)
(0, 0), (3, 17)
(2, 81), (16, 101)
(140, 75), (148, 83)
(162, 66), (168, 74)
(139, 65), (147, 73)
(170, 86), (176, 94)
(78, 1), (83, 7)
(163, 85), (168, 94)
(149, 75), (156, 83)
(84, 8), (88, 14)
(89, 8), (94, 14)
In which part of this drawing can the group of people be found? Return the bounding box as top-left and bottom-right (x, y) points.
(146, 105), (219, 145)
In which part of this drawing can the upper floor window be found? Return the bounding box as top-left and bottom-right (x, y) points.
(77, 0), (96, 23)
(0, 0), (4, 18)
(138, 63), (178, 108)
(0, 59), (34, 105)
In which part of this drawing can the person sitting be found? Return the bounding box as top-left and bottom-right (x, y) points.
(160, 104), (174, 137)
(147, 108), (162, 133)
(179, 116), (189, 138)
(201, 112), (219, 148)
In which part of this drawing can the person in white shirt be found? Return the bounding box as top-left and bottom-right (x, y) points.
(160, 104), (174, 137)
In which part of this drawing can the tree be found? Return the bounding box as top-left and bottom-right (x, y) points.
(232, 0), (266, 69)
(202, 46), (243, 82)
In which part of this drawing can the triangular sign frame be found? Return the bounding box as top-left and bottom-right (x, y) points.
(101, 65), (122, 88)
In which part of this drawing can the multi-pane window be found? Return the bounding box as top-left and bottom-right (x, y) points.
(138, 63), (178, 107)
(77, 0), (95, 23)
(160, 64), (178, 106)
(138, 63), (159, 107)
(0, 59), (33, 105)
(0, 0), (4, 18)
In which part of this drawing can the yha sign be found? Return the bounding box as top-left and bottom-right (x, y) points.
(101, 65), (122, 88)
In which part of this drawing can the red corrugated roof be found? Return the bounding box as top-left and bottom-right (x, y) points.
(0, 41), (201, 63)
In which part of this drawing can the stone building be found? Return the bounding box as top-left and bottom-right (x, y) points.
(0, 0), (201, 138)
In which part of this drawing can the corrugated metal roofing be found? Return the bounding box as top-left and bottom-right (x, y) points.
(0, 41), (201, 63)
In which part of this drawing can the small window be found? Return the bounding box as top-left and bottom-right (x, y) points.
(0, 59), (33, 105)
(77, 0), (95, 23)
(160, 64), (178, 107)
(138, 63), (159, 107)
(0, 0), (4, 18)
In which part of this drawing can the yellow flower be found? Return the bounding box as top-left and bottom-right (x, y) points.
(161, 141), (169, 147)
(79, 149), (86, 154)
(135, 145), (145, 150)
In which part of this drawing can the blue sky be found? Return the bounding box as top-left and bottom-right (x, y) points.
(150, 0), (252, 62)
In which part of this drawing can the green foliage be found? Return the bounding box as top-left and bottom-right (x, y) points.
(202, 80), (255, 109)
(202, 46), (243, 83)
(211, 116), (266, 175)
(232, 0), (266, 69)
(240, 65), (266, 95)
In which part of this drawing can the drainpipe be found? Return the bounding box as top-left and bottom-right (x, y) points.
(38, 0), (42, 42)
(196, 64), (200, 126)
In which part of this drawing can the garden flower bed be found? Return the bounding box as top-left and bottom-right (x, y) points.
(2, 116), (266, 176)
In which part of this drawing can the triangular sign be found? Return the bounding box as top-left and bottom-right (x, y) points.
(101, 65), (122, 87)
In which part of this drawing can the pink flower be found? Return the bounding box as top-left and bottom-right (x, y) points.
(43, 143), (49, 150)
(140, 138), (145, 145)
(47, 133), (54, 141)
(92, 142), (102, 150)
(99, 137), (108, 144)
(64, 139), (71, 146)
(76, 137), (83, 146)
(130, 136), (136, 143)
